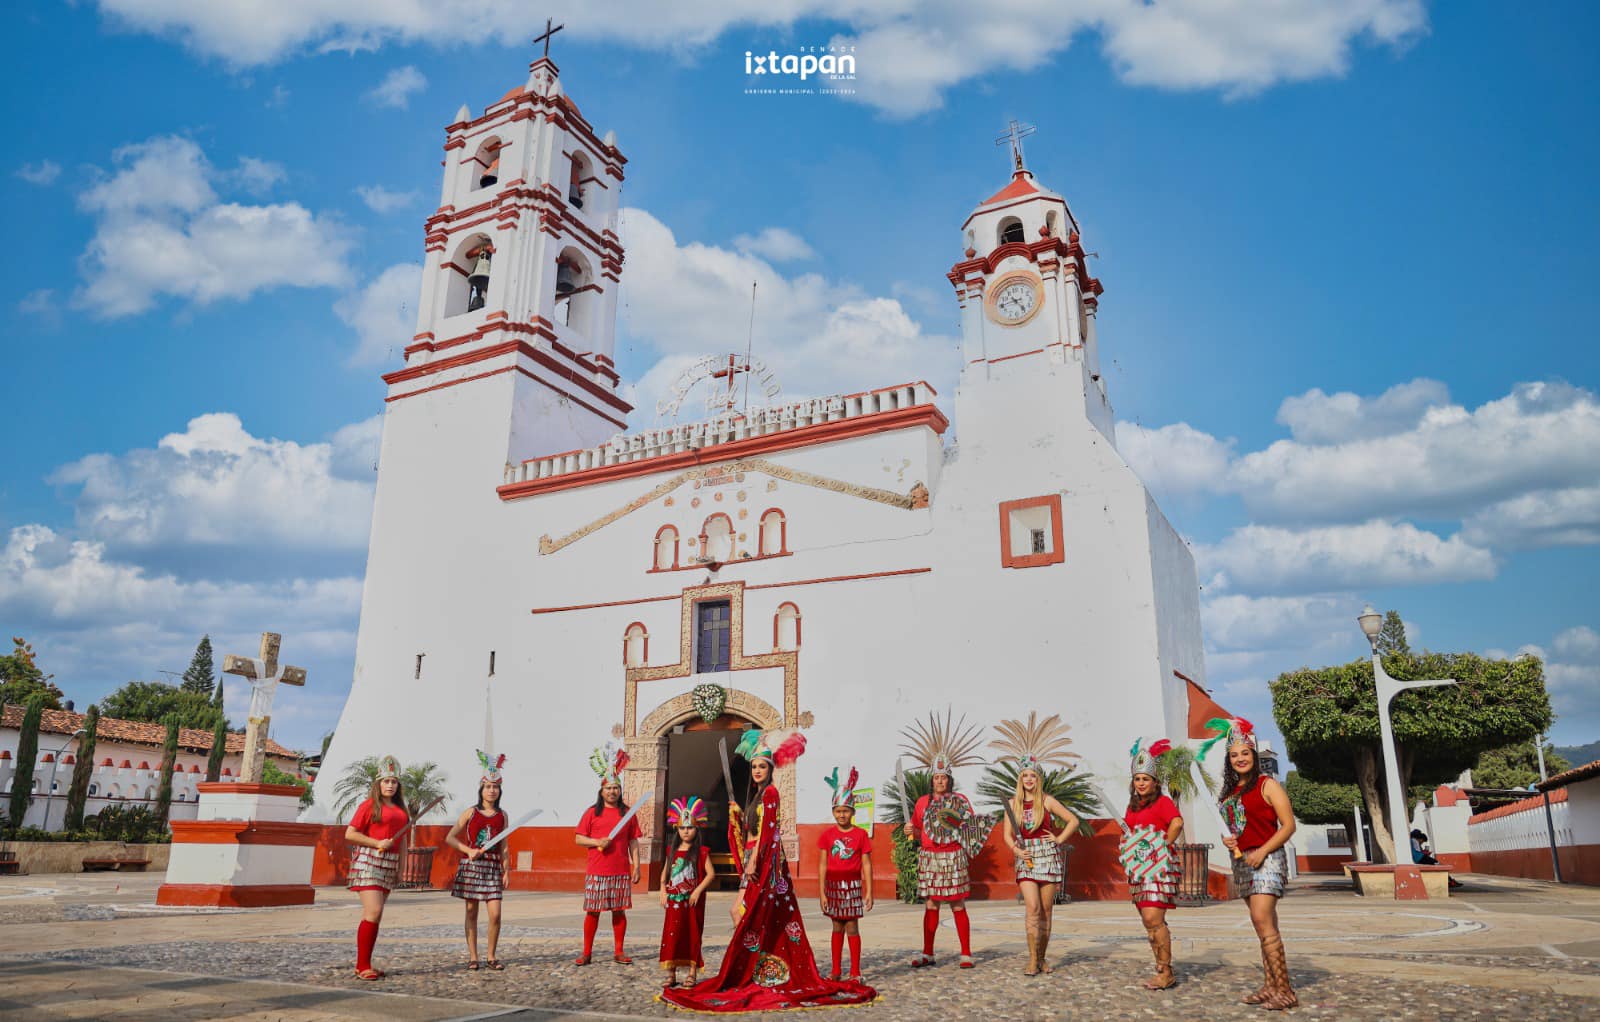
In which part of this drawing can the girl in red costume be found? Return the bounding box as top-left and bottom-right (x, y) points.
(993, 713), (1082, 976)
(446, 750), (510, 971)
(1205, 716), (1298, 1010)
(1122, 737), (1185, 990)
(661, 729), (876, 1013)
(659, 796), (714, 987)
(575, 742), (640, 965)
(902, 709), (993, 970)
(345, 755), (408, 981)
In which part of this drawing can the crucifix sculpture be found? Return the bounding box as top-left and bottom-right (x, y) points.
(222, 632), (307, 784)
(534, 17), (564, 60)
(994, 118), (1037, 172)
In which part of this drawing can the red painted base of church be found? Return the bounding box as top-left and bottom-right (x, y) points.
(156, 883), (317, 907)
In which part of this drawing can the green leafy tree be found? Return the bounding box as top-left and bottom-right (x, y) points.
(261, 759), (315, 809)
(180, 635), (217, 695)
(1376, 610), (1411, 656)
(1273, 651), (1551, 862)
(1285, 771), (1435, 825)
(0, 637), (64, 710)
(64, 704), (100, 831)
(1473, 739), (1571, 790)
(154, 716), (180, 826)
(6, 694), (46, 834)
(204, 713), (228, 782)
(100, 680), (218, 729)
(211, 673), (225, 713)
(331, 757), (450, 842)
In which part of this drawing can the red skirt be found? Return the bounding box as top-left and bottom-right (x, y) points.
(660, 894), (706, 970)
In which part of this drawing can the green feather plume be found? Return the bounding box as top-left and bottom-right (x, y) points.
(734, 728), (763, 762)
(1195, 717), (1232, 759)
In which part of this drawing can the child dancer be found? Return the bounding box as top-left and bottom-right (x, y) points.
(446, 750), (509, 971)
(1204, 716), (1298, 1011)
(574, 742), (640, 965)
(659, 796), (714, 987)
(344, 755), (409, 981)
(818, 766), (874, 981)
(1123, 737), (1185, 990)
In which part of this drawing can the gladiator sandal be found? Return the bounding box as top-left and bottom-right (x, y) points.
(1143, 924), (1175, 990)
(1023, 916), (1040, 976)
(1259, 933), (1297, 1011)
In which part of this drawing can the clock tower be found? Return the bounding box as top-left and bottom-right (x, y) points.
(947, 134), (1112, 438)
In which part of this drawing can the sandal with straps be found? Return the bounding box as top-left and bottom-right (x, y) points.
(355, 968), (383, 981)
(466, 961), (480, 972)
(487, 960), (504, 971)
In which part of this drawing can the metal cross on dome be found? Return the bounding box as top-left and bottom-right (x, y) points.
(995, 118), (1037, 172)
(533, 17), (564, 59)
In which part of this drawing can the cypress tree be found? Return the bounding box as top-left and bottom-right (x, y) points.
(64, 704), (100, 831)
(205, 712), (228, 782)
(155, 715), (180, 826)
(7, 694), (46, 832)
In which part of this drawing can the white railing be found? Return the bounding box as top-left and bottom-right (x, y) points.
(1468, 797), (1572, 854)
(507, 382), (935, 484)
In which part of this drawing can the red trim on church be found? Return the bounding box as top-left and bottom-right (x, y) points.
(998, 494), (1065, 569)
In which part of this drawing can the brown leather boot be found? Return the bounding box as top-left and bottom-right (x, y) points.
(1259, 933), (1297, 1011)
(1143, 923), (1176, 989)
(1023, 915), (1039, 976)
(1037, 916), (1053, 974)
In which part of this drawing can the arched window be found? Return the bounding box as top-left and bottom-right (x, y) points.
(568, 150), (592, 209)
(106, 784), (121, 799)
(963, 228), (975, 253)
(774, 602), (801, 651)
(623, 622), (648, 668)
(653, 525), (679, 570)
(468, 137), (502, 192)
(143, 786), (155, 801)
(1045, 210), (1060, 238)
(88, 783), (99, 797)
(554, 247), (596, 334)
(701, 514), (734, 563)
(446, 233), (494, 317)
(998, 216), (1025, 245)
(758, 509), (787, 556)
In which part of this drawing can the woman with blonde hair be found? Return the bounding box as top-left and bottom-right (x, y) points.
(992, 713), (1081, 976)
(345, 755), (409, 980)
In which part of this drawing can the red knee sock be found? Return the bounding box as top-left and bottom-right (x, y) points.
(848, 934), (862, 975)
(612, 911), (627, 954)
(582, 912), (600, 957)
(922, 908), (938, 955)
(830, 931), (844, 974)
(356, 919), (378, 972)
(953, 910), (972, 956)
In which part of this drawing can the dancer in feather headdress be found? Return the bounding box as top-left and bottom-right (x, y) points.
(818, 766), (874, 981)
(991, 713), (1083, 976)
(344, 754), (408, 981)
(658, 796), (714, 987)
(574, 742), (640, 965)
(1201, 716), (1299, 1010)
(662, 730), (877, 1011)
(901, 709), (992, 970)
(1123, 737), (1185, 990)
(446, 750), (510, 970)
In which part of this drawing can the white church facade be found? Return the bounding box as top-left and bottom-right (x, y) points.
(311, 54), (1224, 895)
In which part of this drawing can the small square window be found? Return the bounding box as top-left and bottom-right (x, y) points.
(999, 495), (1065, 569)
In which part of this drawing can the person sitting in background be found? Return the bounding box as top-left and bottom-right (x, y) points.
(1409, 829), (1440, 865)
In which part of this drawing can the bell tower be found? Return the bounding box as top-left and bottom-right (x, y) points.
(387, 46), (632, 462)
(947, 121), (1111, 437)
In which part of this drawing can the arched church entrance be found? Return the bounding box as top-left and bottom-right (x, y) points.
(666, 714), (751, 889)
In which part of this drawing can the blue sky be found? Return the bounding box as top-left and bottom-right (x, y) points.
(2, 1), (1597, 759)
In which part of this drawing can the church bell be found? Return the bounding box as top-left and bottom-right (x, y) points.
(479, 157), (499, 190)
(555, 261), (578, 296)
(467, 250), (492, 312)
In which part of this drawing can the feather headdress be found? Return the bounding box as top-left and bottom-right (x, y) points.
(667, 795), (708, 827)
(733, 728), (807, 767)
(900, 708), (985, 777)
(476, 749), (506, 784)
(989, 712), (1081, 776)
(1129, 736), (1174, 777)
(1196, 716), (1256, 757)
(376, 754), (400, 781)
(824, 765), (860, 810)
(588, 741), (629, 785)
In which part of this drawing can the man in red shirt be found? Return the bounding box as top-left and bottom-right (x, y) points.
(575, 743), (641, 965)
(818, 766), (874, 981)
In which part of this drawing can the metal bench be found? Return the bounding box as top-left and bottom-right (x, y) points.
(0, 851), (20, 875)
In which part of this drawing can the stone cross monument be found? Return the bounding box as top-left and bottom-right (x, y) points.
(221, 632), (306, 784)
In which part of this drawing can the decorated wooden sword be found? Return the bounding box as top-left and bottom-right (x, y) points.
(388, 796), (447, 843)
(606, 790), (654, 842)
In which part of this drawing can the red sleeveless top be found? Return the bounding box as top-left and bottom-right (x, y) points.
(1227, 777), (1279, 851)
(466, 807), (507, 855)
(1018, 799), (1055, 839)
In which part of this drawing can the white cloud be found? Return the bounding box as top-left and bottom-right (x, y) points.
(336, 262), (422, 366)
(266, 84), (290, 108)
(1554, 626), (1600, 664)
(356, 185), (419, 214)
(18, 289), (57, 318)
(1118, 421), (1236, 499)
(364, 65), (427, 109)
(17, 160), (61, 185)
(1462, 485), (1600, 551)
(48, 412), (378, 557)
(619, 207), (958, 411)
(1276, 378), (1450, 444)
(74, 136), (351, 317)
(231, 155), (286, 194)
(90, 1), (1427, 116)
(1202, 592), (1366, 655)
(1198, 520), (1497, 596)
(732, 227), (815, 263)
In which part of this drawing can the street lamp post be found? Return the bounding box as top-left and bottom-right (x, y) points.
(1357, 606), (1456, 863)
(41, 729), (88, 832)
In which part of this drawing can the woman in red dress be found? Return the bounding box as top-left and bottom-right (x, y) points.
(1121, 737), (1185, 990)
(661, 729), (876, 1013)
(1206, 716), (1298, 1010)
(993, 713), (1082, 976)
(344, 755), (409, 981)
(446, 750), (509, 971)
(575, 742), (641, 965)
(659, 796), (714, 987)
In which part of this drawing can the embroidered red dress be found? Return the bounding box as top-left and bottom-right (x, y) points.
(661, 786), (877, 1012)
(659, 844), (712, 971)
(818, 824), (871, 920)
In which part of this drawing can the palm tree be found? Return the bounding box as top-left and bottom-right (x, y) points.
(977, 761), (1100, 837)
(880, 768), (932, 904)
(331, 756), (451, 826)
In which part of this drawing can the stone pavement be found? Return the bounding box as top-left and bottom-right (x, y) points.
(2, 872), (1598, 1020)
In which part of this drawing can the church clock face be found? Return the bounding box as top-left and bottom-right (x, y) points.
(985, 272), (1043, 326)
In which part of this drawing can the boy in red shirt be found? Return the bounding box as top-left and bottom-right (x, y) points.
(574, 743), (641, 965)
(817, 766), (873, 981)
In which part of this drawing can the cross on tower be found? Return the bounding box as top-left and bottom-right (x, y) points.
(533, 17), (565, 60)
(222, 632), (307, 785)
(995, 118), (1037, 172)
